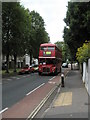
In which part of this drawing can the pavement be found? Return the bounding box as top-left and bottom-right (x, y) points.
(40, 70), (89, 119)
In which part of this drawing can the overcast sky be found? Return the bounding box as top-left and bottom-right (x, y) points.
(20, 0), (69, 44)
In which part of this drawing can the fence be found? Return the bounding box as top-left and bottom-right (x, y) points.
(82, 59), (90, 96)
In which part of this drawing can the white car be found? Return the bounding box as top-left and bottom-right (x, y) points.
(62, 63), (68, 68)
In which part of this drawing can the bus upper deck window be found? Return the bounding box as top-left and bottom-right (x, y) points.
(48, 47), (55, 51)
(41, 47), (47, 50)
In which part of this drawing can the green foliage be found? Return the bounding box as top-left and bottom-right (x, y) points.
(2, 2), (26, 56)
(55, 41), (71, 63)
(76, 41), (90, 63)
(28, 10), (50, 58)
(63, 2), (90, 61)
(2, 3), (49, 58)
(2, 2), (50, 71)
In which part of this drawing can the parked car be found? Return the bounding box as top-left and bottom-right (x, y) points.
(29, 65), (34, 73)
(62, 63), (68, 68)
(32, 64), (39, 72)
(18, 65), (34, 74)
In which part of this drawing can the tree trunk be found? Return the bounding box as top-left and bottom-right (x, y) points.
(30, 49), (33, 65)
(71, 61), (73, 70)
(6, 54), (9, 73)
(78, 62), (80, 70)
(30, 52), (32, 65)
(13, 53), (17, 72)
(81, 63), (83, 76)
(5, 16), (10, 73)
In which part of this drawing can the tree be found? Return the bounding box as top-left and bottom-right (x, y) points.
(27, 10), (50, 63)
(55, 41), (71, 63)
(2, 2), (29, 72)
(2, 2), (18, 72)
(63, 2), (90, 62)
(2, 3), (50, 72)
(10, 3), (28, 72)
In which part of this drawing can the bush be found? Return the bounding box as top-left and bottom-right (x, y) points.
(76, 41), (90, 63)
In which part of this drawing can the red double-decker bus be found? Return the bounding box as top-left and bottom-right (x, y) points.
(38, 43), (62, 75)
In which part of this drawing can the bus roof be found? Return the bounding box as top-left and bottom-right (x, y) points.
(40, 43), (62, 52)
(40, 43), (56, 47)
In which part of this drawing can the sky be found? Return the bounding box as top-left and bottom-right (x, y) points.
(20, 0), (69, 44)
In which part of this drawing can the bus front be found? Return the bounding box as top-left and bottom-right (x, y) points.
(38, 44), (57, 75)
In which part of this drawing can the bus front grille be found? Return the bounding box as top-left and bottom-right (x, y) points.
(43, 67), (50, 73)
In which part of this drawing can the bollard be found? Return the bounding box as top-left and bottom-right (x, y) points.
(61, 73), (64, 87)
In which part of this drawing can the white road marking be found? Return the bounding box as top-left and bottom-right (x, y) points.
(49, 76), (56, 81)
(16, 78), (20, 79)
(57, 87), (61, 93)
(7, 79), (12, 81)
(26, 75), (30, 77)
(48, 81), (56, 84)
(22, 76), (26, 77)
(0, 108), (8, 114)
(34, 73), (38, 74)
(26, 83), (45, 96)
(11, 77), (17, 79)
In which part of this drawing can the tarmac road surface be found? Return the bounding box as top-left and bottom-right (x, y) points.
(2, 73), (61, 118)
(2, 73), (53, 109)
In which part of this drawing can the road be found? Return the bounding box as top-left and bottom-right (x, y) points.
(2, 72), (54, 110)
